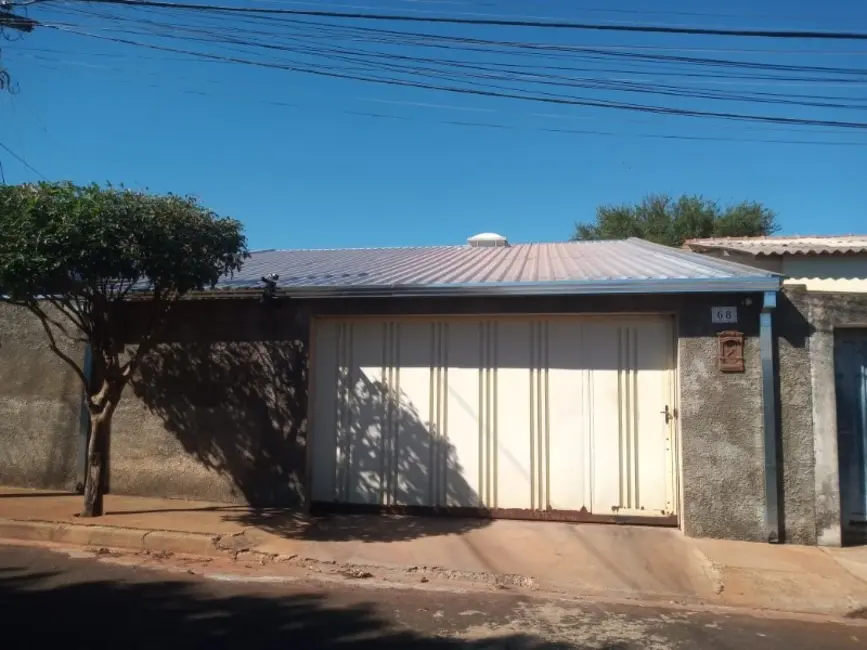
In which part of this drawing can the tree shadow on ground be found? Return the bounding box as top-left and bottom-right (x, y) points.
(132, 333), (491, 544)
(0, 559), (616, 649)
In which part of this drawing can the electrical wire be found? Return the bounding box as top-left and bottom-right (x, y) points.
(17, 53), (867, 147)
(33, 25), (867, 133)
(18, 1), (867, 138)
(48, 0), (867, 40)
(0, 139), (46, 178)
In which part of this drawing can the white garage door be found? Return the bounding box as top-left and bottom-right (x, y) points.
(310, 315), (678, 521)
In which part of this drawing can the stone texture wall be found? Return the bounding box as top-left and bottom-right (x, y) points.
(790, 288), (867, 546)
(0, 304), (83, 491)
(776, 289), (817, 545)
(677, 298), (766, 541)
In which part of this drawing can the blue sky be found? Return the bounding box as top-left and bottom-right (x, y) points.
(1, 0), (865, 250)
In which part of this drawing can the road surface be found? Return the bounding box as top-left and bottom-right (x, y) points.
(0, 544), (863, 649)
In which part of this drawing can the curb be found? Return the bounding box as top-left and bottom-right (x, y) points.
(0, 518), (228, 557)
(3, 517), (867, 623)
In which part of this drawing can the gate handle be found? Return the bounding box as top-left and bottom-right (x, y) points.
(660, 405), (673, 425)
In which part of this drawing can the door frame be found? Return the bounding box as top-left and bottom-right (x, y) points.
(834, 327), (867, 543)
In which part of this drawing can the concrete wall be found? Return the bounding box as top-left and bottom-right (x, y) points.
(113, 300), (309, 507)
(789, 289), (867, 546)
(0, 292), (823, 546)
(116, 294), (773, 533)
(677, 300), (767, 541)
(0, 304), (83, 491)
(776, 290), (817, 545)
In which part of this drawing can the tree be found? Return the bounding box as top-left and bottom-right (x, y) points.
(1, 6), (37, 92)
(0, 182), (248, 516)
(572, 194), (779, 247)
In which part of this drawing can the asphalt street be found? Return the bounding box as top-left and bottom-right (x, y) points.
(0, 544), (864, 649)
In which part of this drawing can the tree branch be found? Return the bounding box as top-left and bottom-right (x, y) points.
(44, 297), (90, 340)
(27, 302), (90, 392)
(120, 292), (173, 380)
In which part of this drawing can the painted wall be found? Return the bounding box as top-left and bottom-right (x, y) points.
(0, 304), (83, 491)
(693, 249), (867, 293)
(781, 256), (867, 293)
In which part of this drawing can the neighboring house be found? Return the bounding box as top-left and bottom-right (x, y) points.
(3, 234), (866, 546)
(685, 236), (867, 292)
(687, 235), (867, 545)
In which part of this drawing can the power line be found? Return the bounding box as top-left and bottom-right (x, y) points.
(45, 0), (867, 40)
(44, 24), (867, 131)
(0, 140), (47, 178)
(49, 4), (867, 78)
(19, 54), (867, 147)
(37, 7), (867, 108)
(248, 0), (867, 23)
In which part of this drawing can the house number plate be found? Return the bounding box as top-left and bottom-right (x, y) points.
(711, 306), (738, 324)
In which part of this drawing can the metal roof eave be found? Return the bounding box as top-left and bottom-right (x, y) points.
(208, 275), (781, 299)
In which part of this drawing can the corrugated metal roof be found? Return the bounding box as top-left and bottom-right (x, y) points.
(686, 235), (867, 257)
(213, 238), (779, 297)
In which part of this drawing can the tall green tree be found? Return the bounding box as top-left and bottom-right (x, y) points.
(0, 182), (248, 516)
(572, 194), (779, 247)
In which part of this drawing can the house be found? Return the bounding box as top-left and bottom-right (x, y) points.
(686, 235), (867, 545)
(2, 234), (861, 546)
(685, 236), (867, 293)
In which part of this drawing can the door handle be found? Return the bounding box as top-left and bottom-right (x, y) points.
(660, 405), (673, 425)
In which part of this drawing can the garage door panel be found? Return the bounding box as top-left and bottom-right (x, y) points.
(582, 322), (623, 515)
(495, 321), (534, 510)
(444, 322), (483, 507)
(546, 321), (588, 512)
(344, 322), (388, 505)
(631, 320), (674, 516)
(394, 323), (436, 506)
(585, 320), (673, 517)
(348, 368), (387, 505)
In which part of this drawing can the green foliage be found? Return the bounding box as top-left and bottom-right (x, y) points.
(0, 181), (249, 516)
(572, 194), (779, 247)
(0, 181), (247, 305)
(0, 181), (248, 389)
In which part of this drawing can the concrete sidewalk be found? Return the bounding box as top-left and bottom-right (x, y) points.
(2, 487), (867, 617)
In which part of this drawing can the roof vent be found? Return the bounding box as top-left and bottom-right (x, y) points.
(468, 232), (509, 248)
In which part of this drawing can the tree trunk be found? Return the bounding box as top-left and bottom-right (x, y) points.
(81, 407), (113, 517)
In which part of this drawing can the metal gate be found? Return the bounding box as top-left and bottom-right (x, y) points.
(310, 315), (678, 524)
(835, 330), (867, 540)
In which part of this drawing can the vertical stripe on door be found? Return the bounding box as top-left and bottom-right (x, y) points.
(334, 322), (354, 502)
(389, 322), (402, 505)
(428, 322), (450, 506)
(617, 326), (640, 510)
(529, 321), (550, 511)
(582, 324), (594, 513)
(375, 321), (401, 506)
(477, 321), (498, 508)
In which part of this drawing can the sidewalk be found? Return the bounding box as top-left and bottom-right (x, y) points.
(2, 486), (867, 618)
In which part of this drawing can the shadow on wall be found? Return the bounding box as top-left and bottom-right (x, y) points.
(131, 339), (491, 543)
(0, 562), (584, 649)
(300, 368), (488, 543)
(132, 340), (308, 510)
